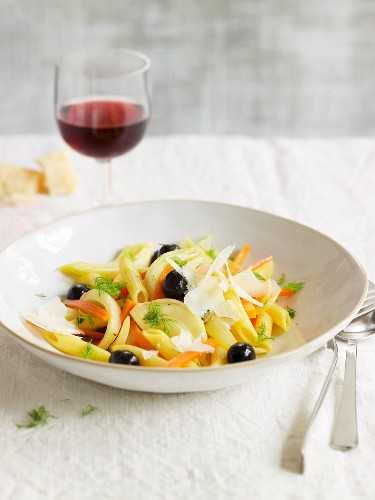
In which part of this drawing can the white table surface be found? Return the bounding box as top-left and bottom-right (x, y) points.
(0, 135), (374, 500)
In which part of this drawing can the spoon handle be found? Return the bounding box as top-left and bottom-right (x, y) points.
(331, 341), (358, 450)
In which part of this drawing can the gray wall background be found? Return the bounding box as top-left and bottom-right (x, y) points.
(1, 0), (375, 136)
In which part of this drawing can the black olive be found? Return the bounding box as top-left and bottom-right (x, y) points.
(227, 342), (256, 363)
(67, 282), (89, 300)
(109, 350), (139, 366)
(162, 270), (188, 300)
(150, 244), (180, 264)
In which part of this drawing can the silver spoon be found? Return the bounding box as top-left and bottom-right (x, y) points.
(298, 283), (375, 472)
(330, 286), (375, 451)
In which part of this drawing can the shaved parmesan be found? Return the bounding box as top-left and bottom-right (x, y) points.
(226, 263), (263, 307)
(184, 277), (225, 317)
(201, 245), (235, 285)
(171, 329), (214, 353)
(214, 300), (241, 322)
(216, 270), (229, 292)
(232, 270), (269, 297)
(165, 256), (203, 291)
(23, 296), (80, 335)
(142, 350), (159, 360)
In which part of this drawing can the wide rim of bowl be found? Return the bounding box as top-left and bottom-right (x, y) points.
(0, 199), (368, 375)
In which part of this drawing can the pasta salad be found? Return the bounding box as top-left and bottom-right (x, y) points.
(24, 237), (304, 368)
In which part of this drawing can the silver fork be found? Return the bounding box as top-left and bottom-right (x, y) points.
(298, 338), (338, 474)
(297, 284), (375, 474)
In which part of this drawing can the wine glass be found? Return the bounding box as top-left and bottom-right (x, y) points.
(54, 48), (151, 205)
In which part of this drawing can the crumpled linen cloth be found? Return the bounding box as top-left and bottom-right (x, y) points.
(0, 135), (374, 500)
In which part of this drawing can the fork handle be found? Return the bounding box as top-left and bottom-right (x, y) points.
(331, 342), (358, 450)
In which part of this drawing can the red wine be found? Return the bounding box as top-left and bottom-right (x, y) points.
(57, 98), (148, 159)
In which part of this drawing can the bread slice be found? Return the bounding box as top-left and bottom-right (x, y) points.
(37, 149), (78, 195)
(0, 162), (44, 204)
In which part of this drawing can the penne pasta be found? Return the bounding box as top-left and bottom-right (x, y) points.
(210, 345), (228, 366)
(224, 288), (258, 345)
(110, 316), (130, 351)
(254, 311), (274, 352)
(111, 344), (168, 367)
(121, 242), (153, 272)
(119, 252), (148, 303)
(205, 315), (237, 350)
(266, 303), (292, 332)
(42, 330), (110, 362)
(141, 328), (197, 367)
(59, 260), (119, 279)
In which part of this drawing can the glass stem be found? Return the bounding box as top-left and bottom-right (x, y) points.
(97, 159), (112, 206)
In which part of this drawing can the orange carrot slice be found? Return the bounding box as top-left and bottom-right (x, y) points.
(164, 351), (202, 368)
(150, 263), (174, 300)
(279, 288), (295, 297)
(230, 245), (251, 274)
(129, 318), (156, 350)
(248, 255), (273, 271)
(164, 339), (219, 368)
(240, 298), (257, 319)
(63, 299), (109, 322)
(121, 299), (136, 324)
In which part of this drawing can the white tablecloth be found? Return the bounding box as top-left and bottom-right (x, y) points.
(0, 135), (374, 500)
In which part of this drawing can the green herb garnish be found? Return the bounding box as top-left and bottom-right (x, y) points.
(16, 406), (57, 429)
(81, 404), (100, 417)
(35, 293), (47, 299)
(172, 256), (187, 267)
(143, 302), (175, 337)
(93, 276), (126, 298)
(287, 306), (296, 319)
(253, 272), (266, 281)
(277, 273), (286, 286)
(256, 322), (274, 343)
(82, 340), (94, 360)
(283, 281), (304, 292)
(76, 310), (95, 327)
(204, 248), (216, 260)
(277, 274), (304, 292)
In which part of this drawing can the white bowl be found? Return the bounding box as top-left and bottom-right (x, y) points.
(0, 200), (367, 393)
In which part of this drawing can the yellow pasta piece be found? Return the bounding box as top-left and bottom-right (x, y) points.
(73, 272), (101, 288)
(119, 253), (148, 303)
(122, 242), (153, 272)
(253, 259), (274, 280)
(81, 289), (122, 350)
(111, 344), (167, 367)
(110, 316), (130, 351)
(266, 303), (291, 332)
(41, 330), (110, 362)
(184, 236), (195, 248)
(205, 315), (237, 350)
(142, 329), (197, 367)
(59, 261), (119, 279)
(142, 328), (179, 359)
(59, 243), (153, 279)
(224, 288), (258, 345)
(254, 311), (274, 352)
(254, 346), (269, 356)
(210, 345), (228, 366)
